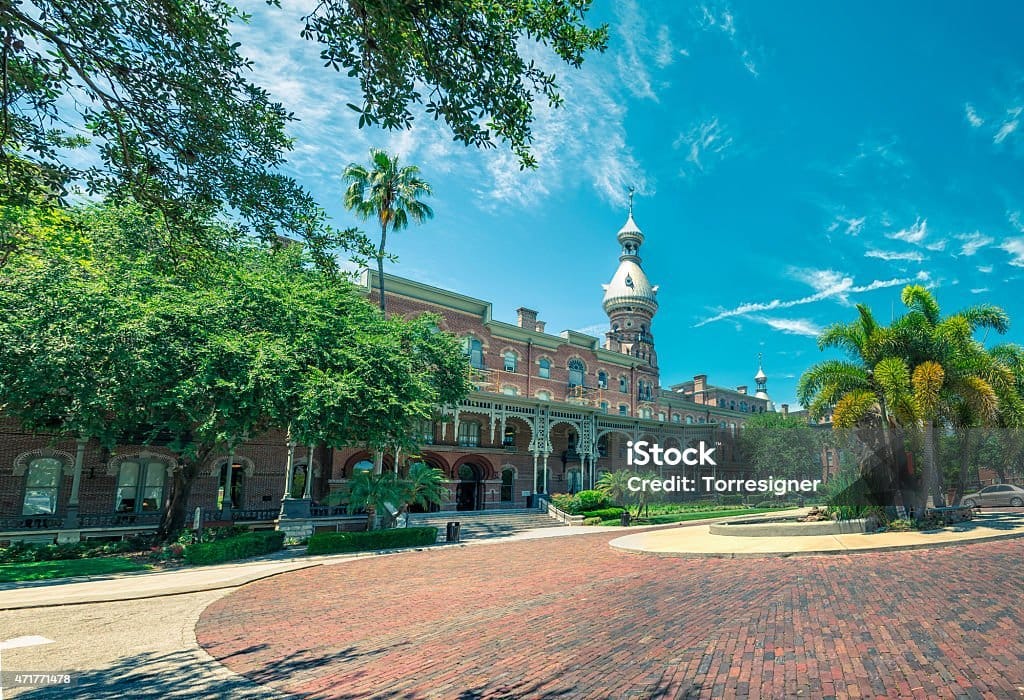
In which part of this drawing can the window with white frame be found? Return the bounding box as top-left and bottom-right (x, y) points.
(537, 390), (552, 401)
(597, 371), (608, 389)
(457, 421), (481, 447)
(538, 358), (551, 379)
(568, 358), (585, 387)
(619, 404), (629, 416)
(464, 337), (484, 369)
(502, 385), (519, 396)
(115, 459), (166, 513)
(22, 457), (63, 515)
(503, 351), (518, 373)
(619, 376), (628, 393)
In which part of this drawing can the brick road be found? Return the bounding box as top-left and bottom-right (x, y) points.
(197, 533), (1024, 699)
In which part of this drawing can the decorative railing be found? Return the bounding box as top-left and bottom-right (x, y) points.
(537, 495), (585, 526)
(310, 505), (350, 517)
(231, 508), (279, 521)
(78, 512), (162, 528)
(0, 515), (63, 531)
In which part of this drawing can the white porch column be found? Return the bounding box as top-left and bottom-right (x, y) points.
(532, 452), (539, 497)
(541, 453), (550, 493)
(303, 445), (314, 499)
(282, 441), (296, 499)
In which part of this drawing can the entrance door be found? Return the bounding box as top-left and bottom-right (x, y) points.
(456, 463), (482, 511)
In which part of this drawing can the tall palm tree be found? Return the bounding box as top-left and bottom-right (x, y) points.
(402, 461), (449, 513)
(342, 149), (433, 318)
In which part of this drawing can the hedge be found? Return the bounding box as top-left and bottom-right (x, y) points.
(306, 527), (438, 555)
(184, 530), (285, 565)
(581, 507), (625, 520)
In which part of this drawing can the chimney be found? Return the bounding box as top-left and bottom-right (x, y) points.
(693, 375), (707, 402)
(535, 321), (546, 333)
(781, 404), (789, 416)
(737, 386), (747, 395)
(517, 307), (538, 330)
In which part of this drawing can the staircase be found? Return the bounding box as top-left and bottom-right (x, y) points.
(406, 508), (564, 542)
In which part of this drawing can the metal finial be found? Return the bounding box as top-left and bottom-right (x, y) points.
(627, 186), (635, 216)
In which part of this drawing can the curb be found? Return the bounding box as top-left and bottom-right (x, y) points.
(608, 526), (1024, 559)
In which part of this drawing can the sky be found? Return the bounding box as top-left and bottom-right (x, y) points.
(232, 0), (1024, 408)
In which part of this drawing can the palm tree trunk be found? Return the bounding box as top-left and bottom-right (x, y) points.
(377, 222), (388, 318)
(920, 419), (940, 511)
(953, 429), (973, 505)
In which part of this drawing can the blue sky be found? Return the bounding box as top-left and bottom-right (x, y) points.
(234, 1), (1024, 408)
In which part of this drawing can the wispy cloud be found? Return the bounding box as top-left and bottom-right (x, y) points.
(696, 268), (929, 326)
(573, 322), (609, 338)
(887, 217), (928, 244)
(615, 0), (659, 101)
(827, 215), (865, 236)
(696, 3), (760, 76)
(994, 107), (1021, 145)
(865, 249), (925, 262)
(745, 315), (823, 337)
(655, 26), (676, 68)
(956, 232), (994, 256)
(674, 117), (733, 177)
(978, 265), (994, 274)
(970, 288), (990, 294)
(1001, 238), (1024, 267)
(965, 103), (984, 128)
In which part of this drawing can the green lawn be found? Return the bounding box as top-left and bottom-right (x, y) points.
(603, 507), (789, 526)
(0, 557), (149, 583)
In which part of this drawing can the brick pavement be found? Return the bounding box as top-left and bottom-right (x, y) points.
(197, 532), (1024, 699)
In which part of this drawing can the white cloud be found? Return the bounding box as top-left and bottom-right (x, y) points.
(696, 268), (928, 326)
(994, 107), (1021, 144)
(865, 249), (925, 262)
(970, 288), (990, 294)
(745, 315), (823, 337)
(887, 217), (928, 244)
(1010, 210), (1024, 232)
(1001, 238), (1024, 267)
(573, 322), (609, 337)
(674, 117), (733, 177)
(696, 3), (760, 77)
(978, 265), (994, 274)
(956, 232), (994, 256)
(655, 26), (675, 68)
(965, 103), (984, 128)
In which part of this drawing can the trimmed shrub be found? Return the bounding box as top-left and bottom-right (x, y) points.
(184, 531), (285, 565)
(575, 490), (609, 512)
(306, 527), (438, 555)
(581, 507), (625, 520)
(582, 517), (603, 526)
(754, 500), (777, 508)
(720, 495), (744, 506)
(549, 493), (580, 514)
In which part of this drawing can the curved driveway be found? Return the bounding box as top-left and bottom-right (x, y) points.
(198, 531), (1024, 699)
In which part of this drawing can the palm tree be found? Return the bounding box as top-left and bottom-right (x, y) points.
(596, 469), (634, 508)
(402, 461), (449, 513)
(342, 149), (433, 318)
(346, 470), (404, 530)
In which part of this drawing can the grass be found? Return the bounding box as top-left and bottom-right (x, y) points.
(0, 557), (149, 583)
(601, 506), (789, 526)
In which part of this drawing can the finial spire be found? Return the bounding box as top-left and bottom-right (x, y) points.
(627, 186), (635, 216)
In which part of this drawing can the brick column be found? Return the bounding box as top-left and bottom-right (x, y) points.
(64, 438), (87, 529)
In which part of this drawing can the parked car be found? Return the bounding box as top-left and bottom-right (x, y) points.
(961, 484), (1024, 508)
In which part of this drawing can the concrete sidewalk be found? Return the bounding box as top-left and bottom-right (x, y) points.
(610, 510), (1024, 557)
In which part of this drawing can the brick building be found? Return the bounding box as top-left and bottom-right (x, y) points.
(1, 208), (773, 542)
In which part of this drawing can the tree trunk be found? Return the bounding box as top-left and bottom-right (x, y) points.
(952, 429), (973, 505)
(377, 223), (388, 318)
(157, 446), (212, 542)
(919, 420), (940, 511)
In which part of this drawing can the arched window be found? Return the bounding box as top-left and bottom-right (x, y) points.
(685, 415), (694, 424)
(619, 376), (628, 393)
(537, 390), (552, 401)
(568, 358), (585, 387)
(503, 351), (518, 373)
(464, 337), (484, 369)
(658, 412), (666, 422)
(619, 404), (629, 416)
(598, 434), (609, 457)
(115, 459), (167, 513)
(501, 468), (515, 502)
(597, 371), (608, 389)
(22, 457), (63, 515)
(600, 401), (609, 414)
(538, 358), (551, 379)
(502, 385), (519, 396)
(672, 413), (681, 423)
(458, 421), (481, 447)
(503, 425), (517, 447)
(740, 401), (748, 413)
(352, 459), (374, 475)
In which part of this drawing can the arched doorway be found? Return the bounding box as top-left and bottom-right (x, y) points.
(456, 463), (483, 511)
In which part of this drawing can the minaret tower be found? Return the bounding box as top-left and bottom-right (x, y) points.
(754, 353), (773, 409)
(602, 190), (660, 391)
